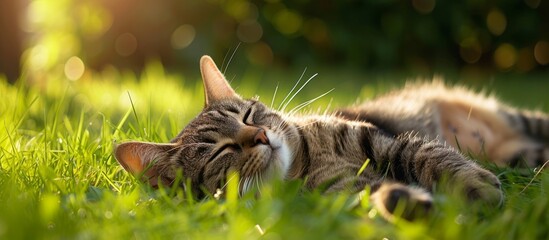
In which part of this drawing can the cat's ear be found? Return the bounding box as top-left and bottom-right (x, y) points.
(114, 141), (176, 188)
(200, 55), (239, 106)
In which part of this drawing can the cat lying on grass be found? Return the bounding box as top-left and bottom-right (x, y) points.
(114, 56), (547, 221)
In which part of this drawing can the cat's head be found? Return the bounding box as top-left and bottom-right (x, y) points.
(114, 56), (299, 197)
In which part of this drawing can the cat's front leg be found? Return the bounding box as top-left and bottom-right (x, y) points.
(369, 181), (433, 222)
(364, 129), (504, 207)
(322, 172), (435, 221)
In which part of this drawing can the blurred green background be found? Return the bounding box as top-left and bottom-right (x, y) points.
(1, 0), (548, 84)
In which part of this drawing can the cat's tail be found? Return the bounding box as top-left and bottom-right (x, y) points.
(500, 106), (549, 141)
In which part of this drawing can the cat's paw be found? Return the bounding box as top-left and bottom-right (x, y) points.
(449, 165), (504, 207)
(371, 182), (433, 222)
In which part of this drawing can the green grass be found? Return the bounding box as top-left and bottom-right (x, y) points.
(0, 64), (548, 239)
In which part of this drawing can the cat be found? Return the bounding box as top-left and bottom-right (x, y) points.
(113, 55), (549, 221)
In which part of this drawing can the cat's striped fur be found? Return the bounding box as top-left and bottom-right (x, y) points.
(114, 56), (549, 221)
(336, 82), (549, 169)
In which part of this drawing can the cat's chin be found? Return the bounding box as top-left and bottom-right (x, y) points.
(239, 133), (291, 196)
(262, 131), (292, 181)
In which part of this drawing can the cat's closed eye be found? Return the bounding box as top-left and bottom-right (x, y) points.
(243, 107), (253, 125)
(202, 138), (217, 145)
(209, 143), (240, 161)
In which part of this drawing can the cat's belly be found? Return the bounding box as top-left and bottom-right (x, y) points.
(438, 100), (520, 164)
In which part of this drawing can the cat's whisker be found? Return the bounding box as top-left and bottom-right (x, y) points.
(271, 82), (279, 109)
(255, 173), (262, 195)
(288, 88), (334, 116)
(323, 98), (334, 116)
(237, 178), (244, 197)
(250, 175), (256, 192)
(240, 177), (254, 197)
(273, 120), (287, 133)
(274, 120), (291, 133)
(281, 73), (319, 112)
(219, 173), (239, 192)
(220, 48), (230, 74)
(222, 42), (241, 74)
(247, 177), (255, 196)
(278, 68), (307, 111)
(248, 173), (254, 193)
(259, 174), (265, 190)
(247, 176), (253, 194)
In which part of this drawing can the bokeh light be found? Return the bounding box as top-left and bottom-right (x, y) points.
(246, 41), (273, 66)
(77, 3), (112, 39)
(534, 41), (549, 65)
(225, 0), (256, 21)
(5, 0), (549, 83)
(274, 9), (302, 35)
(24, 0), (47, 33)
(237, 20), (263, 43)
(27, 45), (50, 70)
(115, 33), (137, 57)
(171, 25), (196, 49)
(64, 56), (85, 81)
(516, 47), (536, 72)
(459, 37), (482, 64)
(302, 18), (329, 46)
(494, 43), (517, 70)
(486, 9), (507, 36)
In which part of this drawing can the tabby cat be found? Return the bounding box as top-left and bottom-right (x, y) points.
(114, 56), (547, 221)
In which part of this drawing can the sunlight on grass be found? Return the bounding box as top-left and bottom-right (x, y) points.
(0, 69), (548, 239)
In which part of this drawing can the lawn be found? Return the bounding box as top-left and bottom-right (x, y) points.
(0, 63), (548, 239)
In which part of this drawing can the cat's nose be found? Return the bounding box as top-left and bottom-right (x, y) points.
(237, 126), (270, 147)
(254, 128), (270, 145)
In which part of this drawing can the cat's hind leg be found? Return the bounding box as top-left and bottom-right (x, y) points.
(437, 101), (549, 169)
(497, 107), (549, 168)
(500, 107), (549, 141)
(504, 143), (549, 169)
